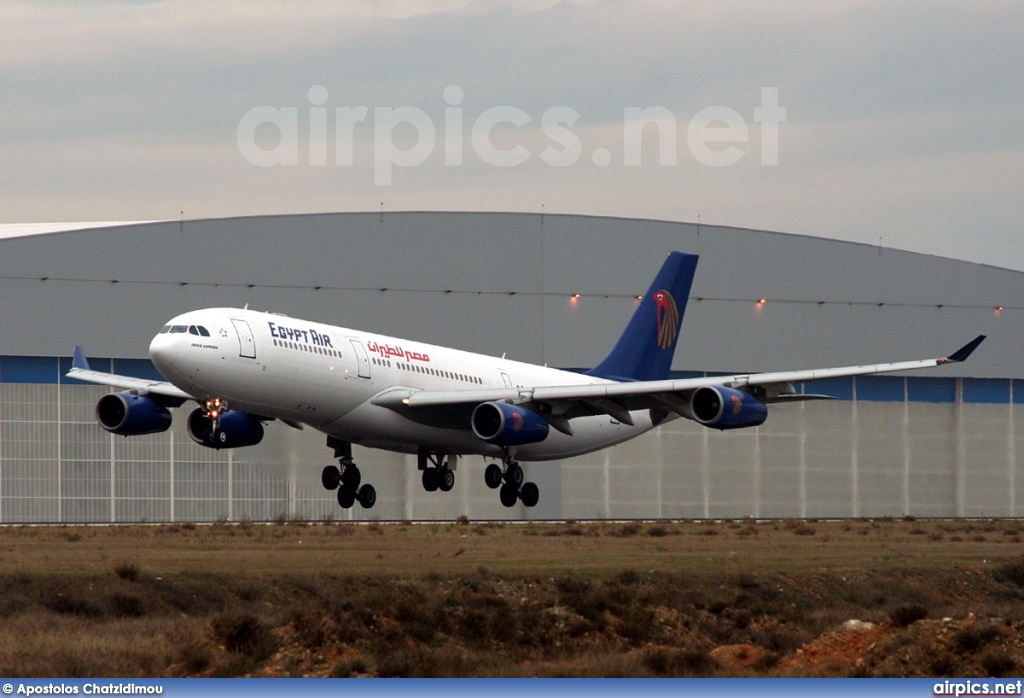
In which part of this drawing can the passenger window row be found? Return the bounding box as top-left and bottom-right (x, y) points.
(394, 361), (482, 384)
(271, 338), (342, 358)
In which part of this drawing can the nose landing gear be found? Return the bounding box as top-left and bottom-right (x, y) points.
(486, 449), (539, 508)
(324, 437), (376, 509)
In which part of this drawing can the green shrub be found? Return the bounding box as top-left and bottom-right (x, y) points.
(994, 558), (1024, 587)
(953, 624), (1001, 653)
(981, 651), (1016, 678)
(889, 604), (928, 627)
(114, 561), (141, 582)
(210, 612), (278, 660)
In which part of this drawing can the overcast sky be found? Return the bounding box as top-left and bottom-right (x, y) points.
(2, 1), (1022, 269)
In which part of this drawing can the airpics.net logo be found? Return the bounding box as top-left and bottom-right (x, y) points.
(236, 85), (786, 185)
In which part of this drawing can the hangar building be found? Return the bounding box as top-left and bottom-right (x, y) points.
(0, 212), (1020, 522)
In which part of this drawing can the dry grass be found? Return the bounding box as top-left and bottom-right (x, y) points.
(2, 519), (1024, 677)
(2, 518), (1021, 578)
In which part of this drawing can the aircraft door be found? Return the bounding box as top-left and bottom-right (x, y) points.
(231, 319), (256, 359)
(350, 340), (371, 378)
(501, 372), (513, 388)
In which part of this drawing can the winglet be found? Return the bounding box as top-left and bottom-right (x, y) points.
(72, 346), (91, 371)
(945, 335), (986, 363)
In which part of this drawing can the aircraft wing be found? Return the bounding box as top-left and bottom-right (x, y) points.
(379, 335), (986, 431)
(65, 346), (194, 402)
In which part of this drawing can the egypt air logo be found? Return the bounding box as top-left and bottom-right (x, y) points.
(731, 394), (743, 415)
(653, 290), (680, 350)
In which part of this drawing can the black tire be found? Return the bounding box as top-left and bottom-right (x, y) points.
(321, 465), (341, 491)
(357, 484), (376, 509)
(337, 485), (356, 509)
(438, 467), (455, 492)
(484, 463), (503, 489)
(499, 483), (519, 508)
(422, 468), (439, 492)
(520, 482), (540, 508)
(344, 464), (361, 490)
(506, 463), (524, 486)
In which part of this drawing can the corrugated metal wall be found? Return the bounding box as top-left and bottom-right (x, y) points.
(0, 372), (1020, 522)
(0, 212), (1020, 521)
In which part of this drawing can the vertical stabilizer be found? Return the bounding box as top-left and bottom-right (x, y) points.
(585, 251), (698, 382)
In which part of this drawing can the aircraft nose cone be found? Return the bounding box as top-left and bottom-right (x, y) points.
(149, 332), (174, 372)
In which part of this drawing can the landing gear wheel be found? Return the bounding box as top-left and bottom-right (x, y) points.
(344, 464), (361, 491)
(357, 484), (376, 509)
(337, 485), (356, 509)
(520, 482), (540, 508)
(321, 465), (341, 490)
(422, 468), (439, 492)
(438, 467), (455, 492)
(484, 463), (503, 489)
(499, 483), (519, 508)
(506, 463), (524, 486)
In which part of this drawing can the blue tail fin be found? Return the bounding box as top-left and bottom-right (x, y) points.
(585, 251), (698, 382)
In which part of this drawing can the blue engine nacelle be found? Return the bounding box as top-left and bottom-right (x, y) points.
(186, 407), (264, 449)
(471, 401), (550, 446)
(96, 392), (173, 436)
(690, 386), (768, 430)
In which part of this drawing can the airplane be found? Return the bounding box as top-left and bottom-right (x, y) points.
(67, 251), (986, 511)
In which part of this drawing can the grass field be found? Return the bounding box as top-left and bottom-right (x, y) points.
(2, 517), (1024, 677)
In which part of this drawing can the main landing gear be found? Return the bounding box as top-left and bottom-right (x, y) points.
(323, 437), (376, 509)
(484, 449), (539, 508)
(419, 449), (456, 493)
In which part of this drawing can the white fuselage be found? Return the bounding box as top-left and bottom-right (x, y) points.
(149, 308), (666, 461)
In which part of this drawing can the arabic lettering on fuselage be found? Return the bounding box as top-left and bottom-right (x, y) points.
(366, 340), (430, 363)
(268, 322), (334, 348)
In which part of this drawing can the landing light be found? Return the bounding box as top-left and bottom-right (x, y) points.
(203, 397), (227, 417)
(997, 306), (1005, 311)
(757, 298), (767, 305)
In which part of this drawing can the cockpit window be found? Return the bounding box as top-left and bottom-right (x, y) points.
(159, 325), (171, 334)
(169, 325), (188, 334)
(188, 326), (200, 335)
(197, 326), (210, 337)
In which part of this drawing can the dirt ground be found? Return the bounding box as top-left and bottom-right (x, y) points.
(1, 517), (1023, 677)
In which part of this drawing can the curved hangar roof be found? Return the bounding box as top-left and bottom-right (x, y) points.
(0, 212), (1018, 379)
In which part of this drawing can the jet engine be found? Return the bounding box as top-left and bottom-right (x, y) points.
(471, 402), (550, 446)
(690, 386), (767, 430)
(186, 408), (264, 449)
(96, 393), (173, 436)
